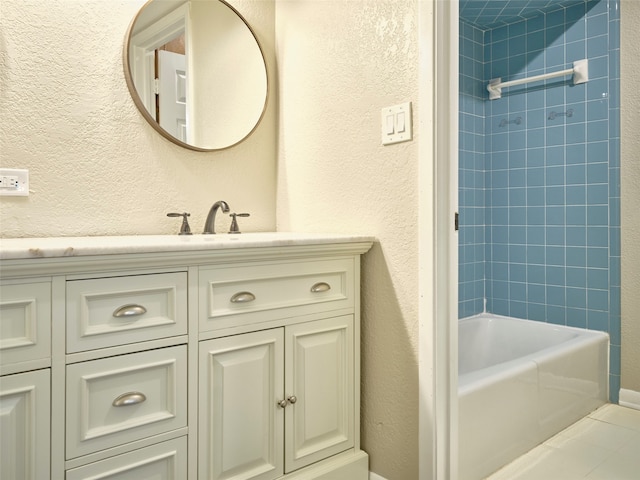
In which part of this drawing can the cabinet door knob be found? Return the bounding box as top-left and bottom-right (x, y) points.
(287, 395), (297, 404)
(310, 282), (331, 293)
(112, 304), (147, 318)
(112, 391), (147, 407)
(277, 399), (288, 408)
(230, 291), (256, 303)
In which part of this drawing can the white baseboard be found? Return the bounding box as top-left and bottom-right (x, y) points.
(369, 473), (389, 480)
(619, 388), (640, 410)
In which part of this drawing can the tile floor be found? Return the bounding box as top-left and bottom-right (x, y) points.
(486, 404), (640, 479)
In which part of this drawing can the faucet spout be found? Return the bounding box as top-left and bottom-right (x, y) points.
(203, 200), (230, 234)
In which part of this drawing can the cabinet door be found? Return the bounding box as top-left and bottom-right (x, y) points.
(0, 369), (50, 480)
(284, 315), (354, 473)
(199, 329), (284, 480)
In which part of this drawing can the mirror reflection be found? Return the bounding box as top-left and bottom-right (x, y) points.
(124, 0), (268, 151)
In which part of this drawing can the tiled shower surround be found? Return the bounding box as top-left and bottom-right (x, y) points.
(458, 0), (621, 399)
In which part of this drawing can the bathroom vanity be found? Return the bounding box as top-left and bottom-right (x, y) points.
(0, 233), (373, 480)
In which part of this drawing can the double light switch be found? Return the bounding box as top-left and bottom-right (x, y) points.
(381, 102), (412, 145)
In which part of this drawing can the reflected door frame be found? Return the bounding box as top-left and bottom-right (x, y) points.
(129, 4), (192, 134)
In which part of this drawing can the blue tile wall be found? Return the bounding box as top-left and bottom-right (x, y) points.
(459, 19), (487, 318)
(458, 0), (621, 400)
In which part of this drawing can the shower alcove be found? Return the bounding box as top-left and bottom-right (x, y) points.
(457, 0), (620, 394)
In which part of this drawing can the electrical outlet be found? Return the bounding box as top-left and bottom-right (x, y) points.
(0, 168), (29, 196)
(0, 176), (18, 188)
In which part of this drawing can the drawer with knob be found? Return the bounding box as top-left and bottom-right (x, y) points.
(65, 345), (187, 459)
(66, 272), (187, 353)
(198, 258), (354, 332)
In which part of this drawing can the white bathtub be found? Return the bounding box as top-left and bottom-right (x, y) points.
(458, 313), (609, 480)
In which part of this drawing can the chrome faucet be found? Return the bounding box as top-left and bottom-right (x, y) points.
(203, 200), (230, 234)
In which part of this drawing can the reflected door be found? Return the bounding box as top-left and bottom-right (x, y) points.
(158, 50), (187, 142)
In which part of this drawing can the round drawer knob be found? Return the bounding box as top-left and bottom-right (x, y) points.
(277, 399), (288, 408)
(287, 395), (297, 405)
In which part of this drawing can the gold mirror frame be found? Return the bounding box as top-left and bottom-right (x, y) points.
(123, 0), (269, 152)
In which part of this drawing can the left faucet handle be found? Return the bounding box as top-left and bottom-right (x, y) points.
(167, 212), (192, 235)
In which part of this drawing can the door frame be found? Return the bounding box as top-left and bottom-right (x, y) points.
(418, 0), (459, 479)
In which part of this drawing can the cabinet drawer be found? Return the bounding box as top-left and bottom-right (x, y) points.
(66, 272), (187, 353)
(199, 258), (354, 332)
(0, 281), (51, 367)
(66, 437), (187, 480)
(66, 345), (187, 459)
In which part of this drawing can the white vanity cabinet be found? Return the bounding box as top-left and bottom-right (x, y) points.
(199, 315), (354, 480)
(0, 234), (372, 480)
(197, 255), (361, 480)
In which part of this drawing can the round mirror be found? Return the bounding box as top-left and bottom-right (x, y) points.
(124, 0), (268, 151)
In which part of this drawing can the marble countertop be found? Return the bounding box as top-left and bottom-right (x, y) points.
(0, 233), (375, 260)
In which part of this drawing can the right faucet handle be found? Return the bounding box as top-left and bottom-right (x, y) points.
(228, 213), (250, 234)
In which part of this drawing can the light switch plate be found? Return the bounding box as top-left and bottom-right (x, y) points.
(0, 168), (29, 196)
(381, 102), (412, 145)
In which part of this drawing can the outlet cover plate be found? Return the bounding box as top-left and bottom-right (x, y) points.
(0, 168), (29, 196)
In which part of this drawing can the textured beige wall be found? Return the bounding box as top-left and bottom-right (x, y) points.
(6, 0), (634, 476)
(0, 0), (276, 237)
(620, 0), (640, 393)
(276, 1), (420, 477)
